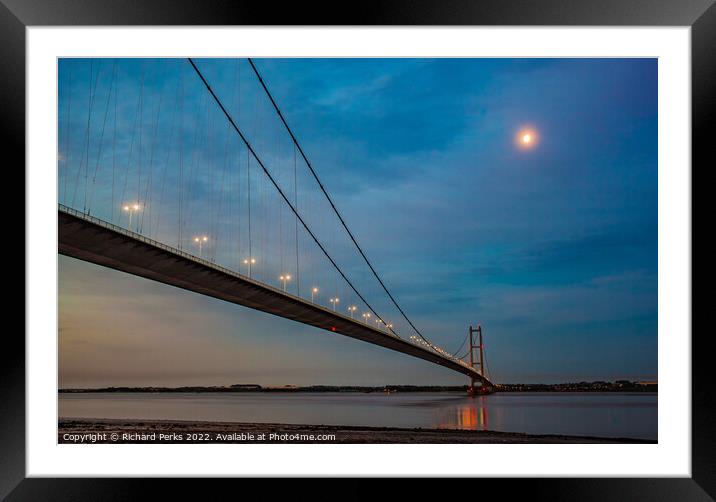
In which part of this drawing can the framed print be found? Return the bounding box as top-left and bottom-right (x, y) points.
(8, 0), (711, 498)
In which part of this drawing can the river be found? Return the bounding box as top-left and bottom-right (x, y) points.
(59, 391), (657, 440)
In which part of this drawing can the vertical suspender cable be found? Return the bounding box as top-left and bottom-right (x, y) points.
(188, 58), (397, 336)
(246, 58), (436, 349)
(294, 143), (300, 296)
(63, 66), (73, 206)
(178, 64), (185, 248)
(88, 60), (118, 215)
(111, 61), (117, 223)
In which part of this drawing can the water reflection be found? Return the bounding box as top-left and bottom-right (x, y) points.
(431, 392), (657, 439)
(437, 396), (489, 430)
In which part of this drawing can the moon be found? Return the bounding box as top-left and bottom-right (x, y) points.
(516, 127), (538, 150)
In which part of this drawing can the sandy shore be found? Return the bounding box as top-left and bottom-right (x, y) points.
(58, 418), (654, 444)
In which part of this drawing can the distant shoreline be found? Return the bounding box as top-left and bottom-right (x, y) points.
(58, 418), (655, 444)
(59, 381), (657, 394)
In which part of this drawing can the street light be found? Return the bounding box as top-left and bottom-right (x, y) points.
(243, 258), (256, 277)
(122, 203), (141, 231)
(347, 305), (357, 318)
(362, 312), (371, 324)
(329, 297), (340, 312)
(193, 235), (208, 258)
(311, 287), (319, 303)
(279, 274), (292, 292)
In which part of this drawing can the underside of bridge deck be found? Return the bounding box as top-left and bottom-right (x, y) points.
(58, 207), (491, 385)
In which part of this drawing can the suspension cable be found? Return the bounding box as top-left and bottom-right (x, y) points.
(246, 58), (438, 350)
(450, 330), (470, 358)
(63, 66), (73, 205)
(187, 58), (399, 338)
(482, 343), (492, 381)
(87, 60), (117, 215)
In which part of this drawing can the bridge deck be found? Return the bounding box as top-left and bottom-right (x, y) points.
(58, 206), (491, 385)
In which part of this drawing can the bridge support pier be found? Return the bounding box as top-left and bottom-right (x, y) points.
(467, 324), (494, 396)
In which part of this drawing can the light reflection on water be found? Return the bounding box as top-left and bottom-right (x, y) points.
(59, 391), (657, 440)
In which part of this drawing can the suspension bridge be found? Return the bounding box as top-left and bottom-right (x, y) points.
(57, 57), (495, 392)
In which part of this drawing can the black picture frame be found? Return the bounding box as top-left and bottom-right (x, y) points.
(7, 0), (710, 498)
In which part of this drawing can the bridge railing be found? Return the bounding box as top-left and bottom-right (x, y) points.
(58, 203), (410, 339)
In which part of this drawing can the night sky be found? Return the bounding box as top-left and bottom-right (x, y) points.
(58, 58), (657, 387)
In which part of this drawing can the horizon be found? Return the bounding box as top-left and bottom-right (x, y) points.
(59, 378), (659, 391)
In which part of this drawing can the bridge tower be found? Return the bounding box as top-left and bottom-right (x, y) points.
(467, 324), (492, 396)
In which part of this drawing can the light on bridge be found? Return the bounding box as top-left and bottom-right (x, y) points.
(311, 287), (319, 303)
(329, 297), (340, 312)
(122, 202), (141, 231)
(279, 274), (292, 292)
(192, 235), (208, 258)
(243, 258), (256, 277)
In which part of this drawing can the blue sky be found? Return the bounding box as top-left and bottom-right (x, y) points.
(58, 58), (657, 387)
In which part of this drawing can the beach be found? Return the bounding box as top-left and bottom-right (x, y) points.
(58, 418), (654, 444)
